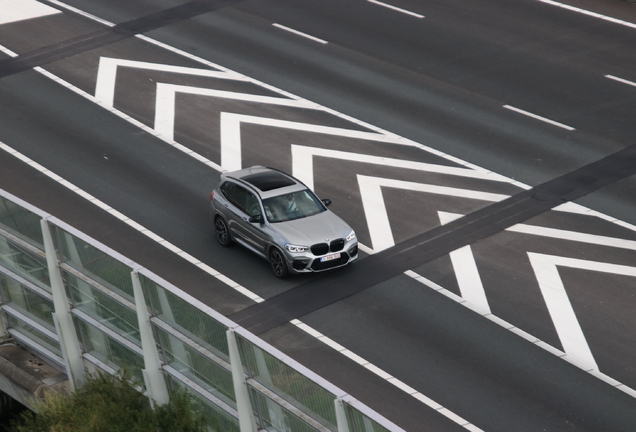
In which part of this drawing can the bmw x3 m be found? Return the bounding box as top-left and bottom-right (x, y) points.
(210, 166), (358, 278)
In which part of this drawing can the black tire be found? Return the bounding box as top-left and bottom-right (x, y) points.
(215, 217), (232, 247)
(269, 247), (289, 279)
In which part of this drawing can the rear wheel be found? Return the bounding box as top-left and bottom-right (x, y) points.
(215, 217), (232, 247)
(269, 247), (289, 279)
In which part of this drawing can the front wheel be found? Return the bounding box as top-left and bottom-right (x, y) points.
(215, 217), (232, 247)
(269, 247), (289, 279)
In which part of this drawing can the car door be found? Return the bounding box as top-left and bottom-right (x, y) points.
(240, 189), (269, 255)
(224, 183), (268, 256)
(218, 181), (242, 234)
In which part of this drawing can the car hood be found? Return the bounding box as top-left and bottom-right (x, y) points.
(271, 211), (351, 245)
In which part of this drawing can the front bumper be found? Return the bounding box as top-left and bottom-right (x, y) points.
(286, 242), (358, 274)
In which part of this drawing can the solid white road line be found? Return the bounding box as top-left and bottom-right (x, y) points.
(606, 74), (636, 88)
(272, 24), (328, 44)
(0, 139), (265, 304)
(0, 138), (480, 430)
(405, 268), (636, 398)
(367, 0), (424, 18)
(503, 105), (575, 131)
(289, 318), (483, 432)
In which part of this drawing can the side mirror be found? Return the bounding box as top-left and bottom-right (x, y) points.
(321, 198), (332, 207)
(249, 214), (263, 224)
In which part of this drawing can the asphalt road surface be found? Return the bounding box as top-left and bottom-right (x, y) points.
(1, 1), (636, 431)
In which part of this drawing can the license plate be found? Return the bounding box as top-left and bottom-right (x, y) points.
(320, 252), (341, 262)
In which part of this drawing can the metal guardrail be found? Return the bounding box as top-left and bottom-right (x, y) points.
(0, 187), (404, 432)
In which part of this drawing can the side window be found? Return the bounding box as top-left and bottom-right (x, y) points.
(220, 181), (234, 201)
(221, 181), (261, 216)
(221, 181), (244, 211)
(245, 192), (261, 217)
(231, 185), (246, 212)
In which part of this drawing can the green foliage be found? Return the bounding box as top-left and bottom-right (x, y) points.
(10, 371), (207, 432)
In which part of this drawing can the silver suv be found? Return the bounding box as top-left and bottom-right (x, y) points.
(210, 166), (358, 278)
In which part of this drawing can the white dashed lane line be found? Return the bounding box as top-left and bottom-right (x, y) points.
(367, 0), (425, 19)
(606, 74), (636, 88)
(503, 105), (575, 131)
(272, 24), (328, 44)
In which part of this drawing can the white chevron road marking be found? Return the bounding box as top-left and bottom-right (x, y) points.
(439, 212), (491, 315)
(91, 56), (636, 398)
(528, 253), (598, 371)
(219, 113), (430, 172)
(409, 213), (636, 376)
(528, 253), (636, 371)
(0, 0), (61, 25)
(154, 84), (319, 142)
(5, 0), (635, 424)
(357, 175), (510, 251)
(291, 145), (510, 191)
(440, 212), (636, 251)
(95, 57), (247, 107)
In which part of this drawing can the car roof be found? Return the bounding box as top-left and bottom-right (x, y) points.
(242, 170), (296, 191)
(223, 166), (307, 198)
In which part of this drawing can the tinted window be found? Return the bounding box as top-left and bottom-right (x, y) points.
(223, 182), (261, 216)
(244, 191), (261, 217)
(220, 181), (234, 200)
(263, 190), (325, 223)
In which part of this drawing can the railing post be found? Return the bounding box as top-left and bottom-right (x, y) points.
(0, 303), (7, 338)
(132, 270), (170, 406)
(227, 329), (257, 432)
(40, 219), (85, 390)
(335, 398), (350, 432)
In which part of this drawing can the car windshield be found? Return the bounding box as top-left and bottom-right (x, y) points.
(263, 190), (325, 223)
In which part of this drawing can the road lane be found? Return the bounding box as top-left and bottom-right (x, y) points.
(0, 63), (469, 432)
(1, 1), (636, 430)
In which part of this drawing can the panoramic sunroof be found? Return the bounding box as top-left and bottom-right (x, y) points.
(243, 171), (296, 191)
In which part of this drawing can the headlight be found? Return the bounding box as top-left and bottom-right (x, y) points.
(346, 230), (356, 242)
(285, 244), (308, 253)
